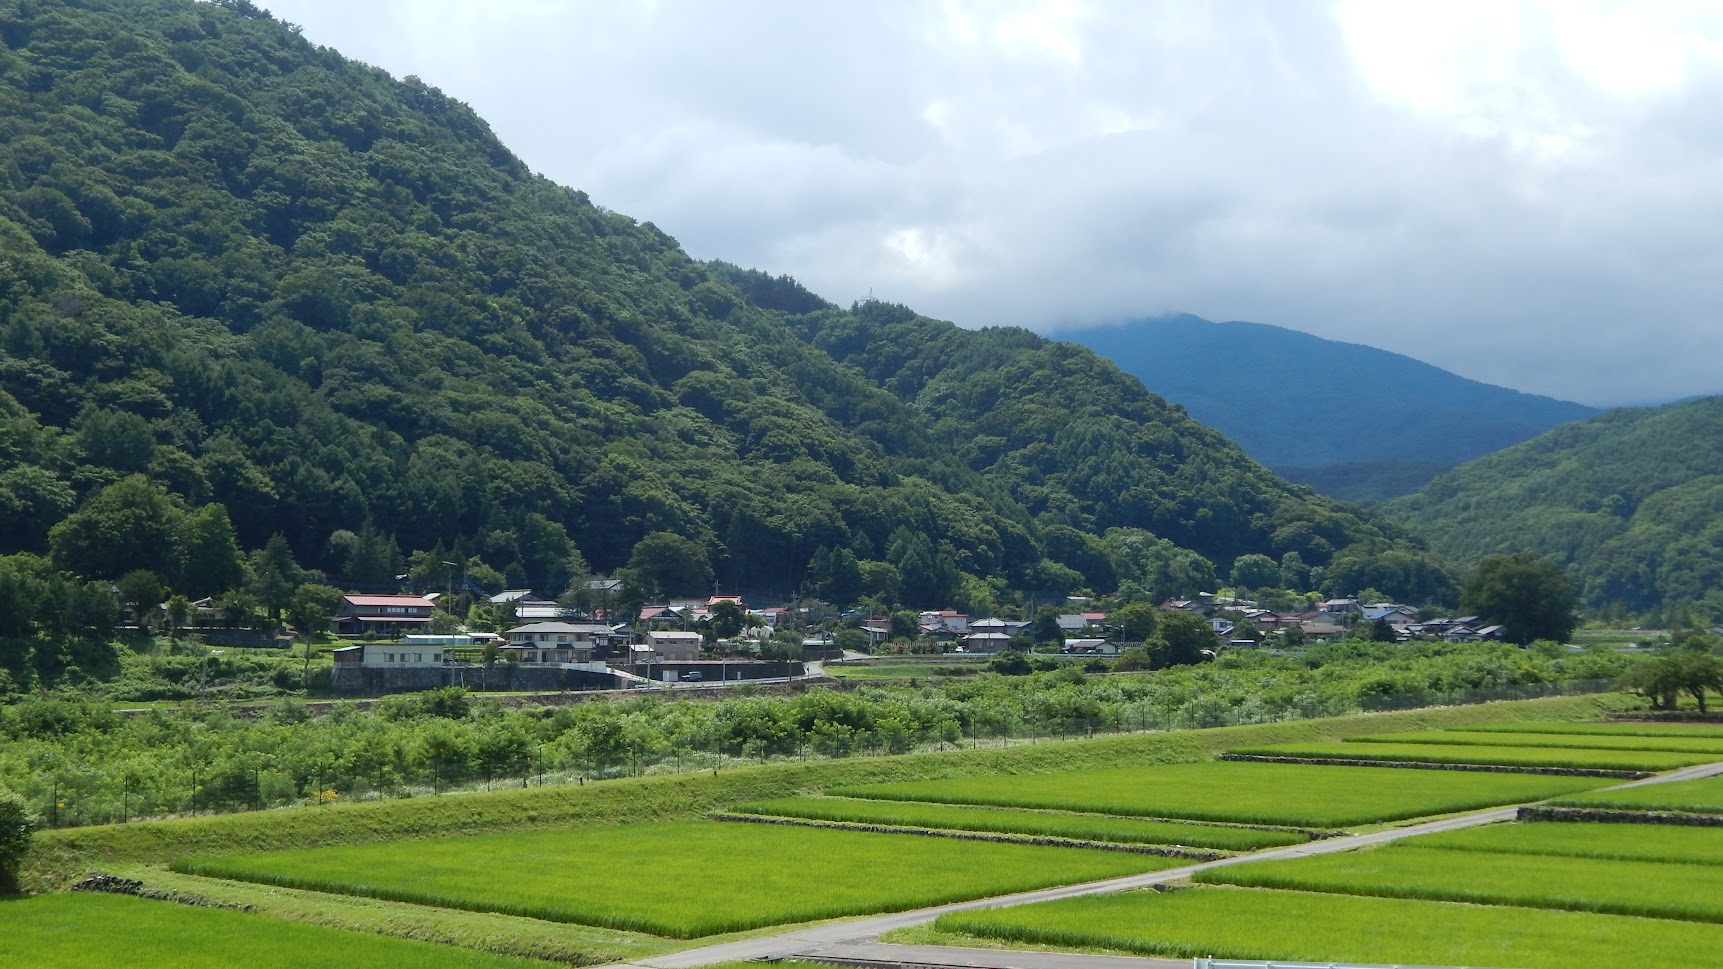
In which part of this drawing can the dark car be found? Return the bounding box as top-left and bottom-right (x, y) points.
(679, 670), (704, 681)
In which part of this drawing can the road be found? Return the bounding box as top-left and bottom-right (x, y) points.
(618, 758), (1723, 969)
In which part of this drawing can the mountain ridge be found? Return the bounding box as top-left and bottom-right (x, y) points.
(1061, 315), (1597, 502)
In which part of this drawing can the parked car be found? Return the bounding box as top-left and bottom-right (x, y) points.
(679, 670), (704, 681)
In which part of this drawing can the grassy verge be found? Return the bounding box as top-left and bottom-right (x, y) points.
(1411, 820), (1723, 867)
(830, 760), (1609, 828)
(1551, 775), (1723, 814)
(171, 819), (1177, 938)
(25, 692), (1627, 889)
(926, 885), (1723, 969)
(1346, 729), (1723, 755)
(0, 892), (547, 969)
(727, 797), (1310, 850)
(1196, 844), (1723, 922)
(1228, 740), (1706, 771)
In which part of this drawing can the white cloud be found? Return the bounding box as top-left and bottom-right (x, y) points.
(260, 0), (1723, 405)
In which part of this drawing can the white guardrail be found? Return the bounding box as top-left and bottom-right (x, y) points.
(1193, 960), (1490, 969)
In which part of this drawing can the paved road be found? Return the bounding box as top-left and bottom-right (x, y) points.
(626, 757), (1723, 969)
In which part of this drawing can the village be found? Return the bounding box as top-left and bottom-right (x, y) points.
(315, 585), (1510, 696)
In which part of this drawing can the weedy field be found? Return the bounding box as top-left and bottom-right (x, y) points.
(1228, 740), (1707, 771)
(924, 885), (1723, 969)
(171, 819), (1175, 937)
(727, 796), (1309, 850)
(1345, 729), (1723, 755)
(1412, 820), (1723, 866)
(1468, 720), (1723, 739)
(1194, 844), (1723, 922)
(831, 761), (1608, 827)
(0, 892), (547, 969)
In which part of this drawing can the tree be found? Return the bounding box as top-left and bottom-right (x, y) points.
(164, 594), (192, 637)
(116, 569), (164, 631)
(1149, 610), (1217, 668)
(807, 546), (862, 607)
(1368, 617), (1398, 642)
(286, 584), (344, 636)
(621, 532), (712, 595)
(709, 600), (747, 641)
(178, 504), (245, 594)
(250, 535), (302, 626)
(1031, 606), (1063, 644)
(1110, 601), (1159, 642)
(0, 785), (35, 894)
(48, 476), (185, 580)
(1460, 553), (1579, 645)
(1230, 553), (1281, 590)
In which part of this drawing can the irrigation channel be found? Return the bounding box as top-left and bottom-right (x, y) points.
(610, 759), (1723, 969)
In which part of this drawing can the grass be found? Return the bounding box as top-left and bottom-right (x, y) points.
(27, 691), (1627, 889)
(1469, 720), (1723, 739)
(728, 796), (1308, 850)
(1346, 729), (1723, 754)
(1196, 844), (1723, 922)
(0, 892), (548, 969)
(1229, 740), (1708, 771)
(1412, 820), (1723, 867)
(831, 760), (1607, 828)
(172, 819), (1176, 937)
(927, 885), (1723, 969)
(1551, 775), (1723, 814)
(822, 657), (992, 681)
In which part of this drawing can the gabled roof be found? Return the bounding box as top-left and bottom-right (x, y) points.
(343, 594), (435, 608)
(505, 622), (613, 635)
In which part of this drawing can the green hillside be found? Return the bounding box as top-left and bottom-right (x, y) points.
(1383, 396), (1723, 620)
(0, 0), (1432, 635)
(1065, 316), (1596, 502)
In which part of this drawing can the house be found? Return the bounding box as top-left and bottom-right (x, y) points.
(1061, 638), (1118, 656)
(488, 589), (538, 606)
(1362, 604), (1420, 628)
(644, 630), (703, 663)
(1320, 597), (1361, 615)
(860, 619), (894, 645)
(1299, 621), (1347, 641)
(1208, 617), (1235, 637)
(334, 594), (436, 636)
(1056, 614), (1089, 634)
(330, 642), (447, 668)
(501, 622), (618, 664)
(919, 610), (970, 634)
(962, 630), (1014, 652)
(707, 595), (747, 612)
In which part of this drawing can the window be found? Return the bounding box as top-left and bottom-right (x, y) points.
(385, 653), (395, 662)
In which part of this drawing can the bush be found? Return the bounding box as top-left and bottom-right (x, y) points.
(0, 786), (38, 894)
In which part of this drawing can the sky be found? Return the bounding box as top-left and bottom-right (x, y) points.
(255, 0), (1723, 407)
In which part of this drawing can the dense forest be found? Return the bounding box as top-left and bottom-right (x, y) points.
(0, 0), (1448, 663)
(1063, 315), (1596, 503)
(1385, 396), (1723, 622)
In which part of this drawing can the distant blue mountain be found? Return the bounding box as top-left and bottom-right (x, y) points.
(1062, 315), (1597, 502)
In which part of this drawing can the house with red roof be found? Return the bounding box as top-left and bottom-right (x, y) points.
(334, 593), (436, 637)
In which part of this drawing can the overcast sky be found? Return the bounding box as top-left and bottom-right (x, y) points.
(257, 0), (1723, 407)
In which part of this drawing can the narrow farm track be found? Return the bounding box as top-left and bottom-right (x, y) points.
(628, 758), (1723, 969)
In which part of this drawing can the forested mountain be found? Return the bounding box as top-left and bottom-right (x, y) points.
(0, 0), (1443, 621)
(1383, 396), (1723, 621)
(1063, 316), (1597, 502)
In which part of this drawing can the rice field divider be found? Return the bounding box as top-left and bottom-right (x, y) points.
(1217, 752), (1647, 780)
(788, 794), (1347, 841)
(1518, 805), (1723, 828)
(708, 811), (1230, 861)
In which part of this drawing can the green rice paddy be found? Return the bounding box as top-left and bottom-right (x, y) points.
(728, 796), (1306, 850)
(1412, 820), (1723, 867)
(930, 885), (1723, 969)
(1346, 729), (1723, 755)
(1469, 721), (1723, 739)
(831, 761), (1606, 827)
(1196, 844), (1723, 922)
(1229, 740), (1707, 771)
(1551, 775), (1723, 814)
(172, 819), (1175, 937)
(0, 892), (545, 969)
